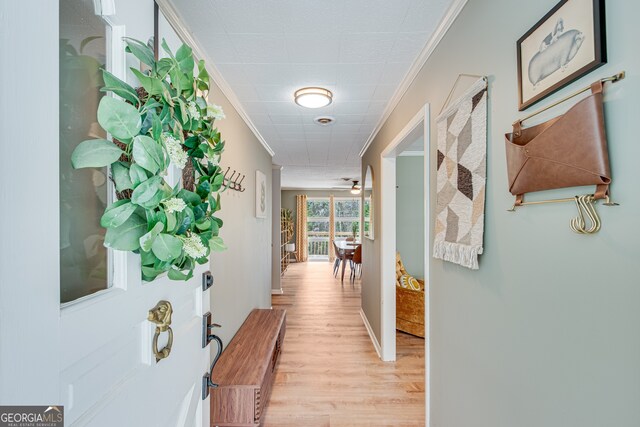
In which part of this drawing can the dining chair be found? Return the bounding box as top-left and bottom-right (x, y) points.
(350, 244), (362, 281)
(332, 241), (342, 277)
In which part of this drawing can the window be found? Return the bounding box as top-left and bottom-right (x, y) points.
(59, 0), (111, 303)
(364, 198), (371, 235)
(307, 198), (329, 258)
(306, 197), (363, 259)
(334, 198), (361, 240)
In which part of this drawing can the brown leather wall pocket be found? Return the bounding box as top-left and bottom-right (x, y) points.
(505, 81), (611, 203)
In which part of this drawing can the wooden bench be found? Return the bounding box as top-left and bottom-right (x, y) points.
(210, 309), (286, 426)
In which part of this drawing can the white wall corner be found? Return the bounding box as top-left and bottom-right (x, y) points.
(398, 150), (425, 157)
(271, 288), (284, 295)
(360, 308), (382, 359)
(359, 0), (468, 158)
(155, 0), (275, 158)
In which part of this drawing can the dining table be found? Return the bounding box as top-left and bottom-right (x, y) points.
(335, 240), (361, 282)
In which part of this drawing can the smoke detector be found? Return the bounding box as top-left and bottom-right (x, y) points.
(314, 116), (335, 126)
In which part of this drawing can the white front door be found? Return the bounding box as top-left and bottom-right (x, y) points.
(0, 1), (213, 426)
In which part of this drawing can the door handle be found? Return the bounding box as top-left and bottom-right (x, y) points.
(201, 312), (223, 400)
(202, 312), (221, 348)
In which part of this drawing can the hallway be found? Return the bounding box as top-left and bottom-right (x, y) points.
(265, 262), (425, 427)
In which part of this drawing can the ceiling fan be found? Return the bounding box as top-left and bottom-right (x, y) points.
(331, 178), (361, 194)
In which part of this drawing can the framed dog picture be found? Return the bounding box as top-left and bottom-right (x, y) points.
(516, 0), (606, 110)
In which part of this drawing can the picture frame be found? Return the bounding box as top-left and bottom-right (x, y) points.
(516, 0), (606, 111)
(255, 170), (267, 219)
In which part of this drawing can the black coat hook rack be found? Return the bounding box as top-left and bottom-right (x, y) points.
(223, 167), (246, 192)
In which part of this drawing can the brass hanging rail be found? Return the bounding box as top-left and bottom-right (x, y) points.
(514, 71), (625, 126)
(507, 194), (618, 212)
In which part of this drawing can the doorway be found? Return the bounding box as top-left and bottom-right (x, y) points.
(379, 104), (430, 418)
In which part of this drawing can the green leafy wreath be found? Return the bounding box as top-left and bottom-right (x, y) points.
(71, 38), (228, 282)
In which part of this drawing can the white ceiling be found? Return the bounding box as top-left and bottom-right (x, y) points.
(169, 0), (454, 188)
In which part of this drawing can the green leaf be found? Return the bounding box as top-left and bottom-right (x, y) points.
(193, 204), (206, 221)
(111, 162), (133, 192)
(197, 59), (209, 91)
(209, 236), (227, 252)
(196, 218), (211, 231)
(101, 69), (139, 105)
(152, 233), (183, 262)
(142, 265), (164, 282)
(156, 57), (175, 79)
(161, 38), (176, 59)
(176, 210), (193, 235)
(129, 163), (148, 187)
(161, 81), (175, 106)
(176, 98), (188, 125)
(100, 199), (137, 228)
(131, 68), (163, 96)
(169, 67), (183, 94)
(104, 214), (147, 251)
(132, 135), (165, 174)
(176, 44), (194, 74)
(166, 211), (177, 232)
(168, 268), (192, 281)
(140, 249), (157, 266)
(184, 136), (199, 149)
(178, 189), (201, 206)
(71, 139), (123, 169)
(195, 96), (207, 110)
(124, 38), (156, 70)
(210, 173), (224, 192)
(196, 180), (211, 199)
(131, 176), (164, 209)
(151, 111), (162, 140)
(209, 218), (220, 236)
(139, 221), (165, 252)
(97, 96), (141, 142)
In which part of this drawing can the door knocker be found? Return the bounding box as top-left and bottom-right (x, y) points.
(148, 300), (173, 362)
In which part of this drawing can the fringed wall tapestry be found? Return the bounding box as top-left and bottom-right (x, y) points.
(433, 77), (488, 270)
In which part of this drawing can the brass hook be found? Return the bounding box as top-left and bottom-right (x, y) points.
(570, 195), (601, 234)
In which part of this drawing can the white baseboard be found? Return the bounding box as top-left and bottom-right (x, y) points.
(360, 308), (382, 359)
(271, 288), (284, 295)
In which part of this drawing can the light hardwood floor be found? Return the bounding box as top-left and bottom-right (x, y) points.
(264, 261), (425, 427)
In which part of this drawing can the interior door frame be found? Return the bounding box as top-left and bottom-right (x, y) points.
(379, 104), (431, 424)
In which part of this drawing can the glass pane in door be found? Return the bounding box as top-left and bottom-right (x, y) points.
(59, 0), (110, 303)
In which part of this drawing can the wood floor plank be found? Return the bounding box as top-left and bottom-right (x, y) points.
(264, 261), (425, 427)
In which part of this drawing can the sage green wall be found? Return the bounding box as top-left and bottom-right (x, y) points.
(396, 156), (425, 279)
(362, 0), (640, 426)
(207, 78), (273, 347)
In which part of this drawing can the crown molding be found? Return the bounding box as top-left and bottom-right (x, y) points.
(155, 0), (275, 157)
(359, 0), (468, 158)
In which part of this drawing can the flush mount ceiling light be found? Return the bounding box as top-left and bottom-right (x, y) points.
(294, 87), (333, 108)
(350, 180), (361, 195)
(314, 116), (334, 126)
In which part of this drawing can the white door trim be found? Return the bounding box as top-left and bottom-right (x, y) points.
(379, 104), (431, 425)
